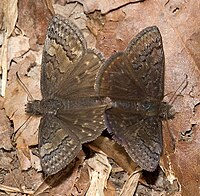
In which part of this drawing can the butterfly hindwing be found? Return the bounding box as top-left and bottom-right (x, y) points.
(105, 109), (162, 171)
(58, 104), (106, 143)
(125, 116), (162, 171)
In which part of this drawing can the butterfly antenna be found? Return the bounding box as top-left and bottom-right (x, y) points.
(16, 72), (34, 101)
(11, 115), (32, 143)
(165, 74), (188, 105)
(162, 77), (187, 153)
(161, 76), (188, 155)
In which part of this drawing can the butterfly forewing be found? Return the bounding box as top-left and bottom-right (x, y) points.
(95, 52), (145, 100)
(96, 26), (165, 171)
(39, 115), (81, 175)
(41, 15), (86, 98)
(125, 26), (164, 100)
(56, 50), (105, 98)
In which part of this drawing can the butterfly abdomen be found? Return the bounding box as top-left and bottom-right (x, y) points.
(111, 99), (163, 117)
(26, 99), (64, 116)
(62, 97), (103, 109)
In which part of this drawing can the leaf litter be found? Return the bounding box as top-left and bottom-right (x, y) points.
(0, 0), (199, 195)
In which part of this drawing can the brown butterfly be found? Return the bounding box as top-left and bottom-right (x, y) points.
(95, 26), (174, 171)
(26, 15), (107, 176)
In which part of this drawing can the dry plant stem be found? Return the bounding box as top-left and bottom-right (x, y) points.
(0, 184), (34, 194)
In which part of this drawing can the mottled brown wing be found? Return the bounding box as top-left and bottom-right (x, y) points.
(55, 50), (105, 98)
(57, 104), (106, 144)
(105, 109), (162, 171)
(39, 115), (81, 176)
(40, 14), (86, 98)
(96, 26), (164, 101)
(95, 52), (145, 100)
(125, 26), (164, 100)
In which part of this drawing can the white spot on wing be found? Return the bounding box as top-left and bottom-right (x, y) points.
(75, 76), (81, 83)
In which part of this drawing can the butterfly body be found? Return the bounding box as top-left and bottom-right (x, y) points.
(26, 97), (103, 115)
(110, 98), (173, 119)
(96, 26), (174, 171)
(26, 99), (63, 116)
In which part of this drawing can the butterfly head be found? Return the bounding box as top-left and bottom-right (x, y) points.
(159, 102), (175, 120)
(25, 100), (42, 116)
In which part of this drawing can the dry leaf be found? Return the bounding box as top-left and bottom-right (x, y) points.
(89, 136), (138, 174)
(86, 153), (112, 195)
(69, 0), (144, 14)
(120, 171), (141, 196)
(0, 0), (18, 96)
(0, 110), (12, 150)
(17, 0), (54, 46)
(1, 0), (18, 37)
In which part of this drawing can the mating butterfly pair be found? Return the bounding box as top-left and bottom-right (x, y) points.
(26, 14), (172, 176)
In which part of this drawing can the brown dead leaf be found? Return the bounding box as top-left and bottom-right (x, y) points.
(0, 151), (13, 171)
(0, 96), (4, 109)
(86, 153), (112, 195)
(70, 0), (144, 14)
(0, 0), (18, 96)
(89, 136), (138, 174)
(71, 162), (90, 195)
(17, 0), (54, 47)
(104, 180), (116, 196)
(120, 171), (141, 196)
(1, 0), (18, 37)
(8, 36), (30, 64)
(0, 109), (12, 150)
(16, 140), (32, 171)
